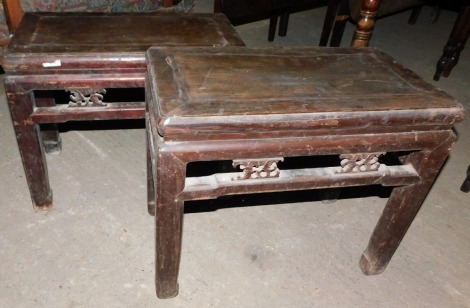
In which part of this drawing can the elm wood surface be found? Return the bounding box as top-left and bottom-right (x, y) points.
(145, 46), (465, 298)
(2, 12), (245, 210)
(433, 4), (470, 81)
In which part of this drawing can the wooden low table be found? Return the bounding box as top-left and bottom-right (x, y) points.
(2, 12), (244, 210)
(146, 46), (465, 298)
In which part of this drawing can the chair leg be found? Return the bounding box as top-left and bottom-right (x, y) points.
(278, 10), (290, 37)
(408, 5), (423, 25)
(461, 165), (470, 193)
(433, 5), (470, 80)
(430, 5), (442, 24)
(268, 13), (278, 42)
(329, 0), (350, 47)
(319, 0), (342, 46)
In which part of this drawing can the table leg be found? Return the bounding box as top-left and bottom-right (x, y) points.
(35, 97), (62, 154)
(5, 88), (53, 210)
(147, 127), (156, 216)
(359, 133), (455, 275)
(155, 147), (186, 299)
(433, 5), (470, 81)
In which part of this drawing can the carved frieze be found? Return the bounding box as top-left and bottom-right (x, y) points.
(67, 88), (107, 107)
(232, 158), (284, 180)
(339, 153), (384, 173)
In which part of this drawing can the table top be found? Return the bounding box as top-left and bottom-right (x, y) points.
(146, 46), (465, 139)
(2, 12), (244, 73)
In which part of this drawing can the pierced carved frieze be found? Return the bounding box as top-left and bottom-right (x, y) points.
(67, 88), (107, 107)
(232, 158), (284, 180)
(339, 153), (385, 173)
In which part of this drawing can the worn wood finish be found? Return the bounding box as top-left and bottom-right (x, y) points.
(433, 4), (470, 81)
(146, 46), (465, 298)
(352, 0), (380, 47)
(3, 12), (244, 210)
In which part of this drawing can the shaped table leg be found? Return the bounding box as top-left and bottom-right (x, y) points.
(6, 87), (53, 210)
(154, 146), (186, 299)
(360, 134), (455, 274)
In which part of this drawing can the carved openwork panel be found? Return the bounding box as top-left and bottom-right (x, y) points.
(232, 157), (284, 180)
(67, 88), (107, 107)
(339, 153), (385, 173)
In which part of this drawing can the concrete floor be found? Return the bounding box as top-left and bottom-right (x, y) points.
(1, 1), (469, 307)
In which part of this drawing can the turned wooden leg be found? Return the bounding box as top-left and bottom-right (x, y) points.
(35, 97), (61, 154)
(461, 165), (470, 193)
(155, 145), (186, 299)
(5, 86), (53, 210)
(351, 0), (380, 47)
(360, 134), (455, 275)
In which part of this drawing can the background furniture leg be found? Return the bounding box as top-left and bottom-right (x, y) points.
(407, 5), (422, 25)
(461, 164), (470, 193)
(268, 13), (279, 41)
(351, 0), (380, 47)
(433, 4), (470, 81)
(35, 97), (62, 154)
(278, 10), (290, 37)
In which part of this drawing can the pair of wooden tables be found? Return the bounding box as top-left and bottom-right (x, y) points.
(3, 12), (465, 299)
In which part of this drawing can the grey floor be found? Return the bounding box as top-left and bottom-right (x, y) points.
(1, 1), (469, 307)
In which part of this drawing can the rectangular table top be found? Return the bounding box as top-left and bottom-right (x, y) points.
(2, 12), (244, 73)
(146, 46), (465, 139)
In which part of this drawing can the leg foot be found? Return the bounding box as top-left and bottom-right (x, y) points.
(359, 250), (386, 275)
(157, 282), (179, 299)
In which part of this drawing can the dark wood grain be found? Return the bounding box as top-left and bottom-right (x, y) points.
(3, 12), (244, 210)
